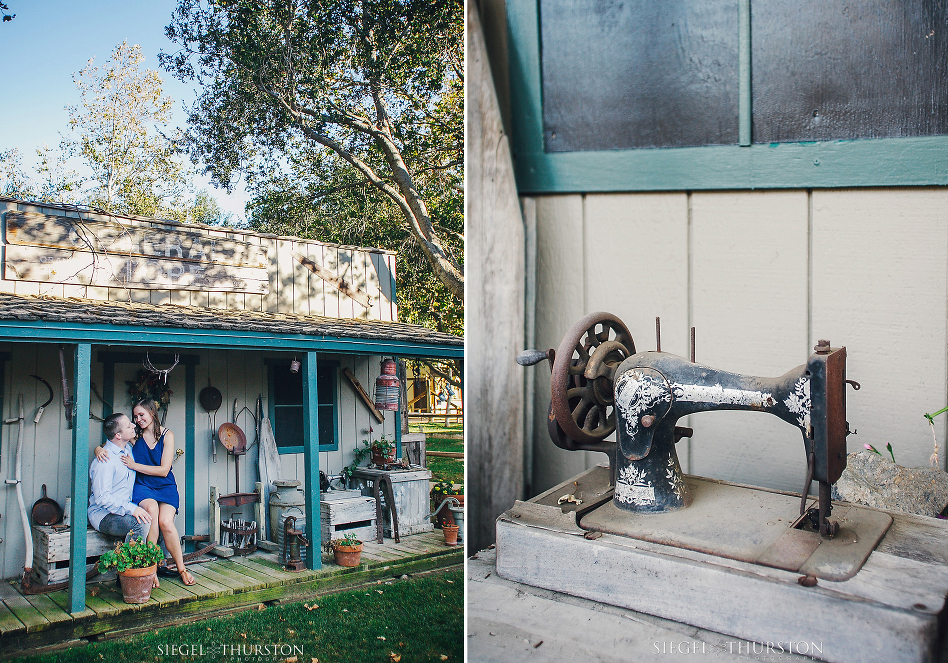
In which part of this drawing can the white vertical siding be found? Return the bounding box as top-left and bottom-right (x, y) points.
(528, 186), (948, 496)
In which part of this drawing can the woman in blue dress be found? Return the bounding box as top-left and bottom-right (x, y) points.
(121, 398), (195, 586)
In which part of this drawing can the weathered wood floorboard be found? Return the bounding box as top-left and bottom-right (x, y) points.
(0, 602), (24, 635)
(0, 534), (461, 657)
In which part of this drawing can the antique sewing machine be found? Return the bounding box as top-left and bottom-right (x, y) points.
(501, 312), (948, 662)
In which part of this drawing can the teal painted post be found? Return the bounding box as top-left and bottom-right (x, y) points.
(302, 352), (321, 570)
(185, 362), (195, 549)
(69, 343), (91, 613)
(739, 0), (752, 146)
(101, 360), (114, 418)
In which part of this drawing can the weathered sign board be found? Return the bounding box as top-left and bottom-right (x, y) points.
(4, 211), (269, 294)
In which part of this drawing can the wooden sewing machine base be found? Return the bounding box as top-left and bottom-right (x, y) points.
(495, 465), (948, 663)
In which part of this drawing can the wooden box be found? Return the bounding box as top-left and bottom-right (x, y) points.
(320, 493), (377, 542)
(353, 467), (434, 536)
(402, 433), (427, 467)
(31, 526), (119, 585)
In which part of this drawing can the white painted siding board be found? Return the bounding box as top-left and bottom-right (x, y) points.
(337, 248), (354, 319)
(812, 188), (948, 470)
(689, 191), (809, 493)
(389, 254), (398, 321)
(532, 195), (589, 493)
(584, 193), (690, 357)
(305, 242), (326, 317)
(323, 245), (341, 319)
(275, 237), (295, 314)
(12, 281), (40, 296)
(374, 253), (391, 322)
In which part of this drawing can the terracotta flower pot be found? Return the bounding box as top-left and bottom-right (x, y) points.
(334, 543), (364, 567)
(371, 446), (396, 465)
(118, 564), (157, 604)
(442, 524), (459, 546)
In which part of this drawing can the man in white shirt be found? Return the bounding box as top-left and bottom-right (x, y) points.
(88, 413), (152, 541)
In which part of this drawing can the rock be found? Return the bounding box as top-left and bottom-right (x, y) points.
(832, 450), (948, 517)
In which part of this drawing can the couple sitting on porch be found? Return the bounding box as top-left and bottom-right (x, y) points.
(87, 398), (196, 587)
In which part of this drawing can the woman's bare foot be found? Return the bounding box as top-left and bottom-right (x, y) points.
(179, 569), (196, 586)
(153, 576), (160, 588)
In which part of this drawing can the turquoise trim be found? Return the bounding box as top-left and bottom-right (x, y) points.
(101, 360), (114, 419)
(738, 0), (751, 147)
(268, 361), (339, 455)
(301, 352), (321, 569)
(185, 362), (196, 548)
(69, 343), (91, 614)
(0, 321), (462, 358)
(508, 0), (948, 192)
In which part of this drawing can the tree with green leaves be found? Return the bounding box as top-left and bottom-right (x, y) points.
(162, 0), (464, 302)
(67, 41), (189, 218)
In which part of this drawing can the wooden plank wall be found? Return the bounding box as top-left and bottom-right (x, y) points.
(0, 201), (396, 321)
(529, 188), (948, 496)
(0, 345), (394, 580)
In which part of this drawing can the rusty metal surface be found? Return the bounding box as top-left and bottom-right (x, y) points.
(550, 312), (635, 446)
(578, 476), (890, 581)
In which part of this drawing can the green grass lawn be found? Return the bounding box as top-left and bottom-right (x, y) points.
(425, 436), (463, 487)
(409, 422), (463, 436)
(16, 569), (463, 663)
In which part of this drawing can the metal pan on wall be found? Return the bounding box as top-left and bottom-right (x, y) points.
(218, 422), (247, 455)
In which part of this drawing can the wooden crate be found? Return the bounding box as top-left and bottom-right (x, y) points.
(320, 493), (377, 542)
(31, 526), (119, 585)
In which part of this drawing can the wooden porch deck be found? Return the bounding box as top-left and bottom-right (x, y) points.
(0, 531), (462, 657)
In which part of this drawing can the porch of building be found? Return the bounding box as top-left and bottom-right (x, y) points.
(0, 530), (461, 656)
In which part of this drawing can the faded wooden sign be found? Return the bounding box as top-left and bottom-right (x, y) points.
(4, 211), (269, 294)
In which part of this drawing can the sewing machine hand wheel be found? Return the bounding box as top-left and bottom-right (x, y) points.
(551, 312), (636, 445)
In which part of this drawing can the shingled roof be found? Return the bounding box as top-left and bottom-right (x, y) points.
(0, 294), (462, 347)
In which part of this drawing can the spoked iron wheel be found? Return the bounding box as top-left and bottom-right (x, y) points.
(551, 312), (636, 446)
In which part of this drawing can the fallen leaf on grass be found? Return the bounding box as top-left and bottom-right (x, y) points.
(446, 580), (453, 583)
(376, 590), (383, 594)
(304, 603), (319, 611)
(288, 629), (296, 635)
(311, 659), (319, 663)
(377, 636), (386, 640)
(440, 656), (448, 661)
(240, 633), (247, 639)
(342, 608), (348, 612)
(285, 657), (298, 663)
(389, 653), (401, 662)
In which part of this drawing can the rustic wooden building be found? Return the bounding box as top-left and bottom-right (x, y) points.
(0, 197), (462, 612)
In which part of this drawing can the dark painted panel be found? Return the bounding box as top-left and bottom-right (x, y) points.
(540, 0), (739, 151)
(753, 0), (948, 142)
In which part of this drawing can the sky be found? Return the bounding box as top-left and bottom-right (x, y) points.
(0, 0), (250, 219)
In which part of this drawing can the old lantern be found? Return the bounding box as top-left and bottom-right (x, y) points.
(374, 357), (400, 411)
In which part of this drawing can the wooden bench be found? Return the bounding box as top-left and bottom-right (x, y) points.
(31, 525), (121, 585)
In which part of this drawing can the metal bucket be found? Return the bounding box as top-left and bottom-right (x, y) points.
(269, 480), (305, 541)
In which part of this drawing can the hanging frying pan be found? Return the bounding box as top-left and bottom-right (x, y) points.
(201, 384), (223, 462)
(31, 485), (62, 526)
(200, 386), (223, 412)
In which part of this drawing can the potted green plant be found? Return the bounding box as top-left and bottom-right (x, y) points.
(326, 532), (364, 567)
(97, 537), (165, 604)
(342, 436), (398, 486)
(431, 481), (464, 528)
